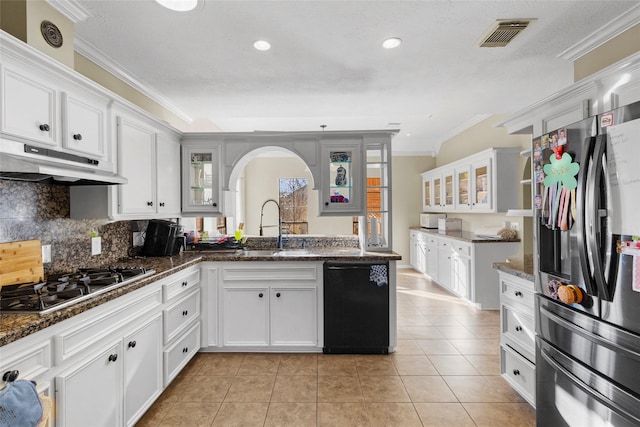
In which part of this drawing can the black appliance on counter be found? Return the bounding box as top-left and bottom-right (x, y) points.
(323, 261), (389, 354)
(533, 101), (640, 426)
(0, 266), (154, 315)
(141, 219), (183, 257)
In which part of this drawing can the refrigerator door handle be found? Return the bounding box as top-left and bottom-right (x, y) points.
(601, 143), (613, 284)
(590, 135), (612, 301)
(577, 136), (597, 295)
(540, 345), (640, 424)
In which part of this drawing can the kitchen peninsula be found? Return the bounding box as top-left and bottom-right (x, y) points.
(0, 245), (399, 426)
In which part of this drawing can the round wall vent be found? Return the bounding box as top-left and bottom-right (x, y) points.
(41, 21), (63, 48)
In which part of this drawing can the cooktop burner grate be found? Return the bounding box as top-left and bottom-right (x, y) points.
(0, 266), (154, 315)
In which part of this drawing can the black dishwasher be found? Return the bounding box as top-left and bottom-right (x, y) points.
(323, 261), (389, 354)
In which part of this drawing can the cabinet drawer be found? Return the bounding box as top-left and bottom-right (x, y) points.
(163, 321), (200, 387)
(500, 275), (535, 310)
(501, 345), (536, 407)
(164, 289), (200, 344)
(0, 339), (51, 382)
(501, 305), (535, 356)
(438, 239), (451, 249)
(54, 287), (162, 364)
(452, 243), (470, 256)
(222, 263), (319, 282)
(162, 267), (200, 302)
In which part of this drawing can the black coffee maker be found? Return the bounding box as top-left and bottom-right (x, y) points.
(141, 220), (184, 257)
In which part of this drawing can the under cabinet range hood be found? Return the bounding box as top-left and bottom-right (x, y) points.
(0, 142), (127, 185)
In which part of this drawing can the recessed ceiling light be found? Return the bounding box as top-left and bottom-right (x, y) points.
(382, 37), (402, 49)
(155, 0), (198, 12)
(253, 40), (271, 51)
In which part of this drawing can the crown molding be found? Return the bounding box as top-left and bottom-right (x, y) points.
(45, 0), (90, 23)
(433, 114), (492, 155)
(558, 3), (640, 61)
(74, 36), (193, 124)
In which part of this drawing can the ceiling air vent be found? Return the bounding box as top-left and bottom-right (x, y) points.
(479, 20), (530, 47)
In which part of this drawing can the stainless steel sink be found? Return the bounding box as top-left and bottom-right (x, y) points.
(238, 249), (314, 257)
(272, 249), (313, 256)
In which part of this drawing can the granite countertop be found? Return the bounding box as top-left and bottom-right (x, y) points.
(410, 227), (521, 244)
(492, 254), (534, 282)
(0, 248), (400, 347)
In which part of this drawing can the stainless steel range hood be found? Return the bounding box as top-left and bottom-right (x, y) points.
(0, 142), (127, 185)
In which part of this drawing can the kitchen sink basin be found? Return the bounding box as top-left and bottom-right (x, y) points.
(238, 249), (314, 257)
(272, 249), (313, 256)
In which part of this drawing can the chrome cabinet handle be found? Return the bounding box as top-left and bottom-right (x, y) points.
(258, 293), (264, 298)
(108, 354), (118, 362)
(514, 291), (523, 297)
(39, 124), (50, 131)
(513, 369), (520, 376)
(515, 325), (522, 332)
(73, 133), (83, 141)
(128, 341), (136, 348)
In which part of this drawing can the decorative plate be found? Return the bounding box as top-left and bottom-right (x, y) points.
(40, 20), (63, 48)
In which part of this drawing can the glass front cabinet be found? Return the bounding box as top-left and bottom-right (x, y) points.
(181, 144), (222, 215)
(319, 140), (363, 215)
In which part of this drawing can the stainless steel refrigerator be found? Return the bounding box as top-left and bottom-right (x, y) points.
(533, 100), (640, 426)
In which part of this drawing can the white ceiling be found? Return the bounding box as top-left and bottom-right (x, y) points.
(70, 0), (640, 155)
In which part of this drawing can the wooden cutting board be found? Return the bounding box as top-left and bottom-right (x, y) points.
(0, 239), (44, 287)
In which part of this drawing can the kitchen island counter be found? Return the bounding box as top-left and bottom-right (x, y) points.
(0, 249), (400, 346)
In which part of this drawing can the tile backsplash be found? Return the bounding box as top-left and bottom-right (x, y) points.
(0, 180), (136, 274)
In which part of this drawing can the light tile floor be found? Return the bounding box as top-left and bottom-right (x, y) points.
(136, 269), (536, 426)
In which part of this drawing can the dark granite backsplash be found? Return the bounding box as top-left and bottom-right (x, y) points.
(0, 180), (138, 274)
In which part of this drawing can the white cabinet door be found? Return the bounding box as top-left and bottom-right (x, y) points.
(56, 341), (123, 427)
(62, 91), (107, 158)
(432, 175), (443, 210)
(1, 67), (57, 146)
(437, 242), (452, 290)
(471, 158), (493, 211)
(455, 166), (472, 211)
(117, 116), (156, 215)
(319, 140), (364, 215)
(421, 174), (435, 211)
(409, 232), (418, 269)
(451, 253), (471, 299)
(442, 169), (455, 210)
(124, 314), (162, 427)
(416, 238), (427, 274)
(426, 241), (439, 281)
(156, 133), (182, 216)
(270, 287), (317, 346)
(223, 287), (269, 346)
(181, 145), (222, 215)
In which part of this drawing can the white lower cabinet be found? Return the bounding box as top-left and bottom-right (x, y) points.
(123, 314), (163, 426)
(55, 311), (163, 427)
(217, 262), (322, 351)
(410, 229), (519, 309)
(498, 270), (536, 407)
(56, 340), (123, 427)
(0, 266), (207, 427)
(270, 287), (317, 346)
(161, 266), (201, 386)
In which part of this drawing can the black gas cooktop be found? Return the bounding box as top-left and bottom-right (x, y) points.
(0, 266), (155, 315)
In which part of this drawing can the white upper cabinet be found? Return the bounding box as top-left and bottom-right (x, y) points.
(70, 106), (181, 220)
(421, 148), (520, 213)
(319, 140), (364, 215)
(117, 115), (157, 216)
(0, 34), (115, 173)
(1, 66), (58, 146)
(181, 142), (223, 216)
(62, 91), (108, 158)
